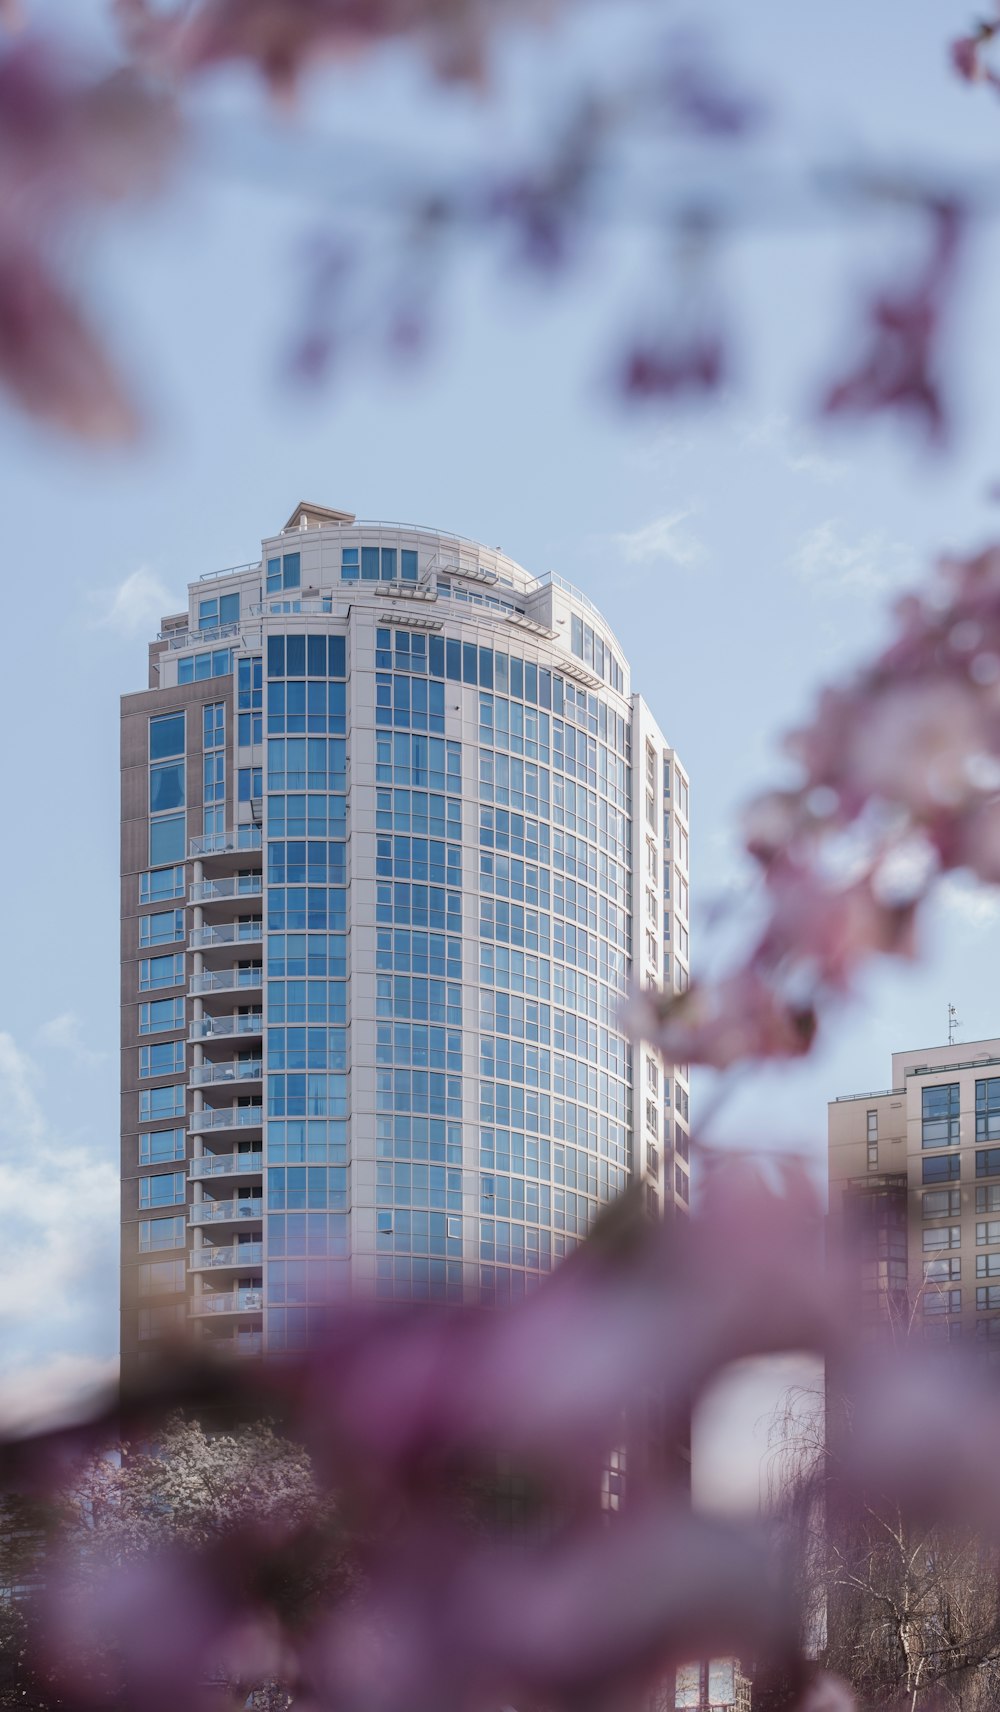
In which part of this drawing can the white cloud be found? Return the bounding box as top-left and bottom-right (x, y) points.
(0, 1032), (117, 1371)
(939, 872), (1000, 929)
(789, 519), (915, 597)
(613, 510), (707, 570)
(0, 1354), (118, 1437)
(37, 1012), (107, 1070)
(739, 411), (848, 484)
(89, 565), (178, 638)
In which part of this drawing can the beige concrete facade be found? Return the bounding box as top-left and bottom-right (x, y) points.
(829, 1036), (1000, 1343)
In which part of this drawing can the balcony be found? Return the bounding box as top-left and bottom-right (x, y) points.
(189, 1197), (263, 1226)
(189, 1105), (263, 1133)
(190, 876), (263, 904)
(190, 1060), (262, 1088)
(189, 1150), (264, 1179)
(160, 620), (243, 651)
(189, 967), (262, 996)
(189, 1242), (264, 1272)
(189, 827), (262, 858)
(189, 922), (263, 951)
(190, 1288), (264, 1318)
(189, 1014), (263, 1042)
(206, 1330), (264, 1356)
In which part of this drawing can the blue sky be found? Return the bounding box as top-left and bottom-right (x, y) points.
(2, 0), (999, 1457)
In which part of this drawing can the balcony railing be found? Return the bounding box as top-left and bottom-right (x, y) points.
(189, 1198), (263, 1225)
(190, 1242), (264, 1271)
(189, 1150), (264, 1178)
(249, 597), (334, 617)
(189, 922), (263, 950)
(189, 827), (262, 857)
(209, 1331), (264, 1356)
(189, 1014), (263, 1042)
(190, 1060), (263, 1088)
(190, 876), (263, 904)
(189, 1105), (263, 1132)
(159, 620), (243, 651)
(190, 1288), (264, 1317)
(189, 968), (262, 995)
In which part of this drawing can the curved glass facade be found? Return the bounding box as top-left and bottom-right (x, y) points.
(120, 507), (690, 1371)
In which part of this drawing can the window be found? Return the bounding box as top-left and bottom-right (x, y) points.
(923, 1153), (960, 1184)
(646, 1059), (658, 1094)
(149, 813), (185, 866)
(645, 743), (656, 789)
(924, 1256), (961, 1281)
(139, 1128), (185, 1165)
(139, 1042), (185, 1079)
(238, 767), (262, 803)
(139, 910), (184, 948)
(922, 1082), (960, 1148)
(978, 1253), (1000, 1278)
(150, 760), (185, 814)
(867, 1110), (878, 1139)
(645, 930), (658, 968)
(867, 1108), (878, 1170)
(923, 1288), (962, 1315)
(979, 1185), (1000, 1213)
(401, 549), (418, 582)
(140, 867), (184, 905)
(646, 841), (657, 881)
(138, 1303), (186, 1339)
(265, 552), (301, 593)
(646, 1142), (660, 1177)
(203, 703), (225, 749)
(149, 712), (185, 761)
(977, 1285), (1000, 1311)
(646, 792), (655, 828)
(139, 999), (184, 1035)
(139, 1173), (186, 1209)
(139, 1215), (185, 1251)
(139, 1258), (185, 1293)
(978, 1221), (1000, 1245)
(645, 1099), (658, 1135)
(978, 1078), (1000, 1142)
(867, 1142), (879, 1171)
(341, 548), (359, 581)
(676, 773), (689, 819)
(177, 649), (232, 682)
(977, 1149), (1000, 1178)
(924, 1188), (961, 1218)
(923, 1225), (961, 1251)
(362, 547), (379, 581)
(139, 1084), (185, 1123)
(139, 955), (184, 991)
(198, 593), (239, 630)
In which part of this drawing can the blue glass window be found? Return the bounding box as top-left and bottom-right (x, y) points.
(199, 593), (239, 630)
(238, 767), (262, 803)
(266, 553), (301, 594)
(923, 1083), (961, 1148)
(150, 761), (184, 814)
(149, 814), (185, 867)
(140, 867), (184, 905)
(139, 1173), (186, 1209)
(361, 547), (379, 581)
(341, 548), (359, 581)
(139, 1041), (185, 1078)
(139, 999), (185, 1034)
(402, 550), (418, 582)
(238, 656), (263, 709)
(139, 1129), (185, 1165)
(923, 1153), (961, 1184)
(139, 955), (184, 991)
(139, 1215), (185, 1250)
(140, 1084), (185, 1122)
(203, 703), (225, 749)
(139, 910), (184, 948)
(381, 548), (397, 581)
(149, 713), (185, 760)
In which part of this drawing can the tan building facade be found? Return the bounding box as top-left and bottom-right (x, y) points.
(829, 1036), (1000, 1344)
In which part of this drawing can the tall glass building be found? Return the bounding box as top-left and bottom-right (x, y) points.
(120, 503), (690, 1371)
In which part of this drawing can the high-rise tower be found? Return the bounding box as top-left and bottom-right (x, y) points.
(120, 504), (690, 1373)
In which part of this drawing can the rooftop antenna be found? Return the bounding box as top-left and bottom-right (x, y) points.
(948, 1002), (962, 1047)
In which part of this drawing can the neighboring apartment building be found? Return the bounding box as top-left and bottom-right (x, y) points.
(829, 1035), (1000, 1345)
(674, 1661), (752, 1712)
(121, 503), (690, 1373)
